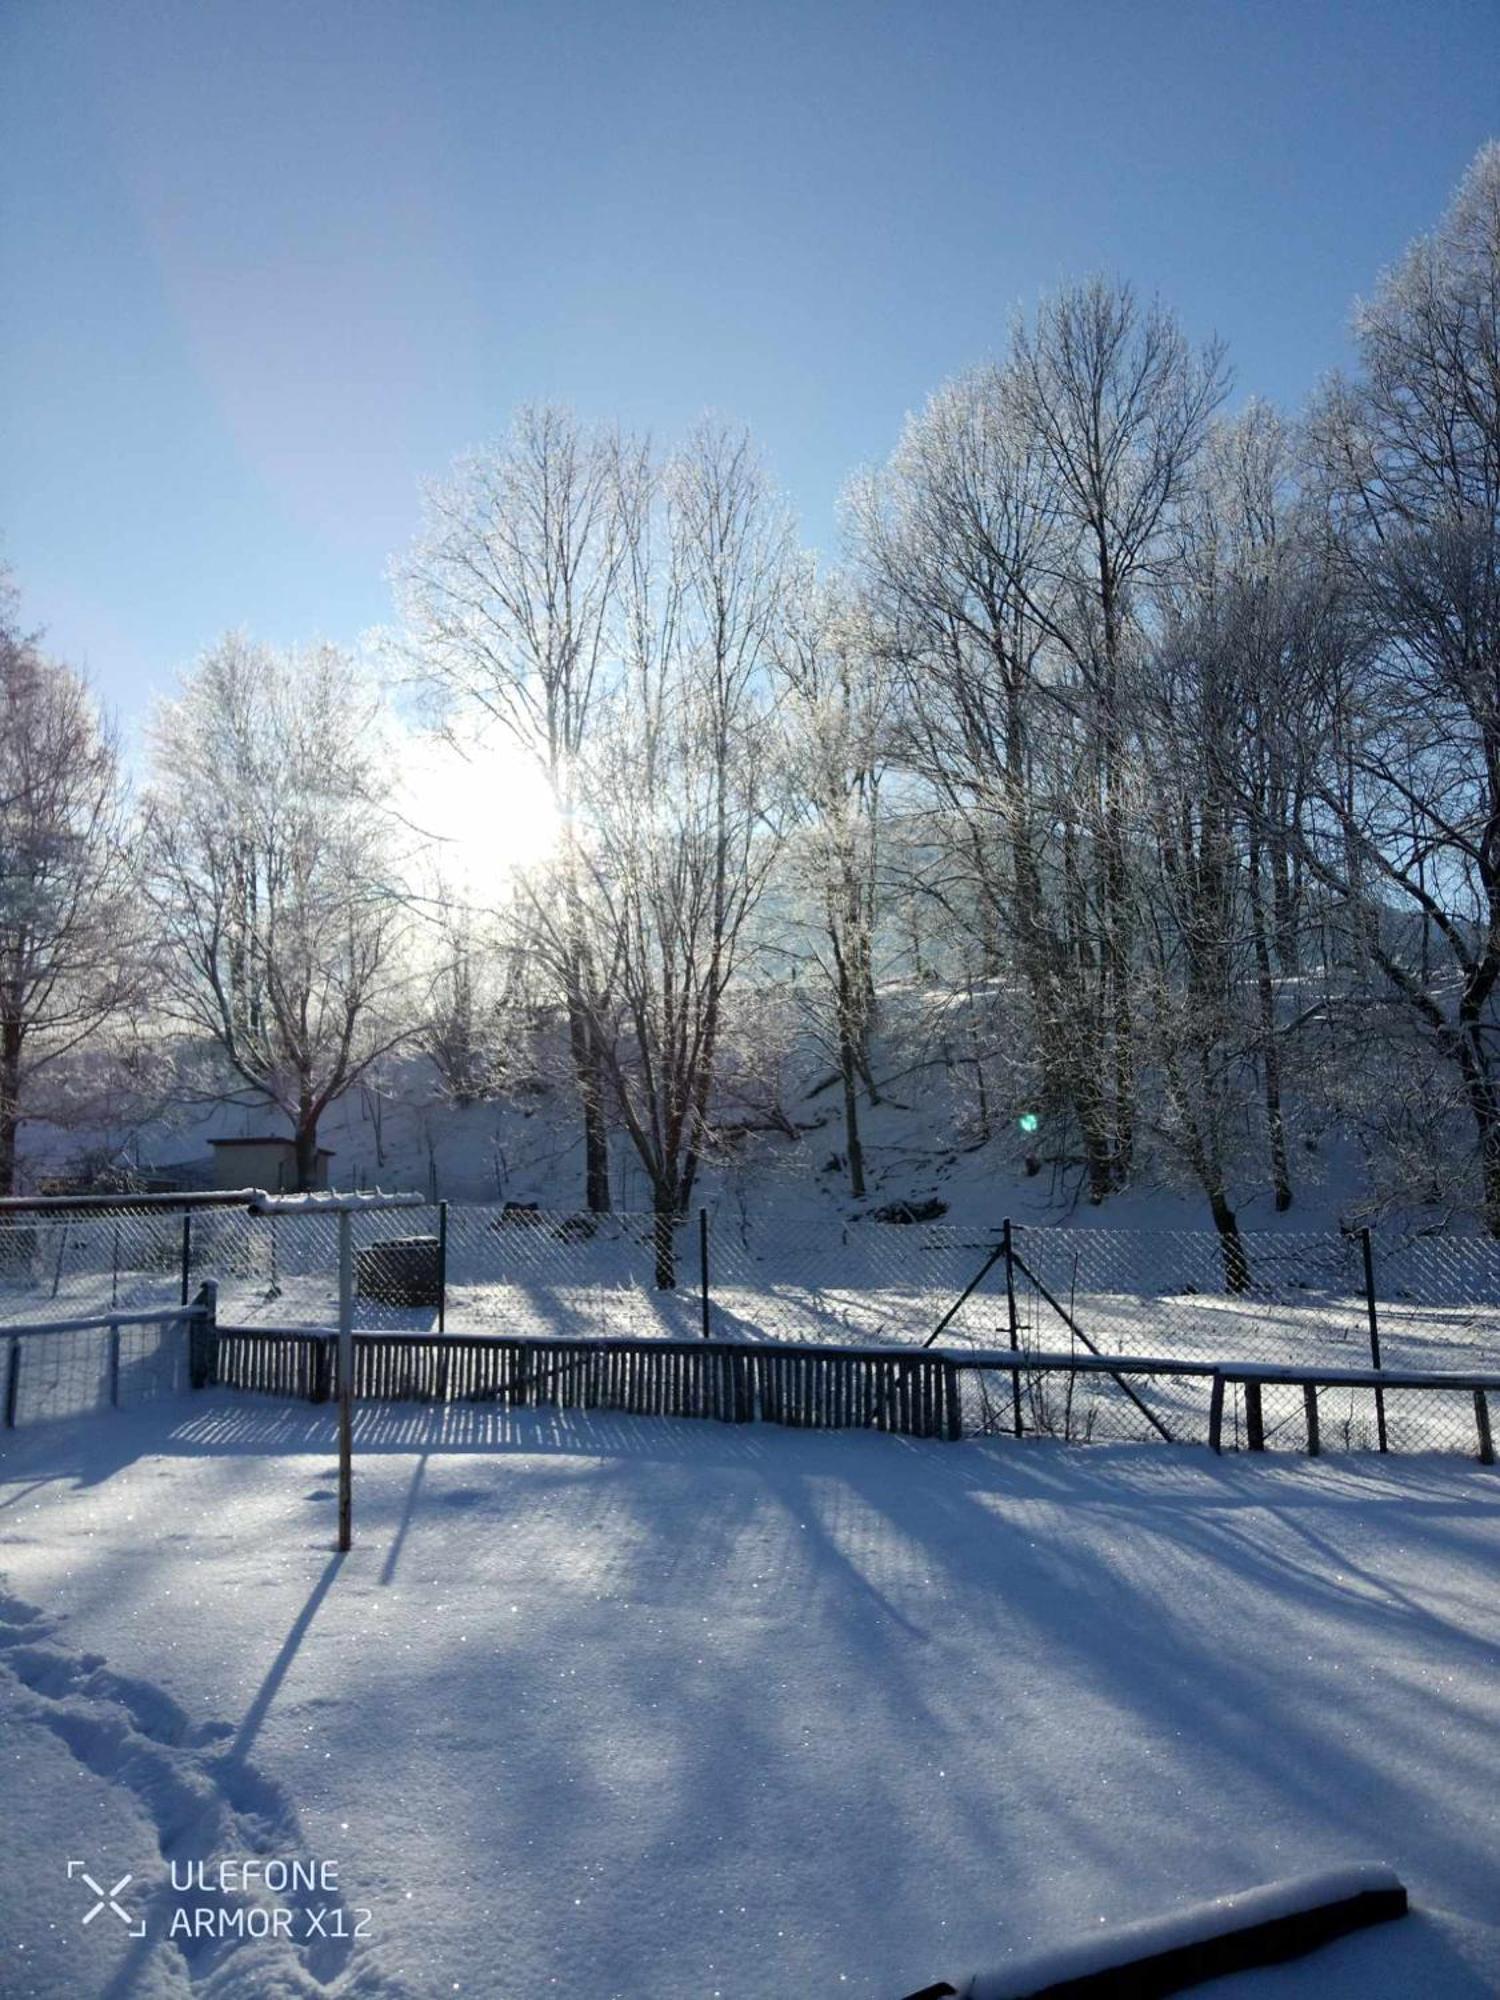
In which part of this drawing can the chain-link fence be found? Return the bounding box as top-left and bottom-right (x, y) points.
(707, 1211), (1009, 1345)
(1, 1307), (200, 1428)
(953, 1346), (1497, 1460)
(0, 1206), (193, 1323)
(2, 1201), (1498, 1451)
(1008, 1224), (1500, 1375)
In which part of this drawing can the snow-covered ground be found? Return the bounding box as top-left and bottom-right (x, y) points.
(2, 1395), (1498, 1997)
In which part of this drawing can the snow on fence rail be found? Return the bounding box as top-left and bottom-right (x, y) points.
(1, 1198), (1498, 1383)
(2, 1288), (1493, 1461)
(195, 1318), (1499, 1462)
(0, 1300), (212, 1428)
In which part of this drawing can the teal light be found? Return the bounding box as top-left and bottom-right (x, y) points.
(1018, 1112), (1040, 1134)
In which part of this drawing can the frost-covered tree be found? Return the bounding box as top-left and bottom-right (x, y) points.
(398, 407), (631, 1211)
(0, 579), (135, 1192)
(565, 422), (791, 1283)
(773, 567), (890, 1199)
(851, 364), (1111, 1187)
(1009, 280), (1228, 1186)
(143, 635), (417, 1189)
(1299, 143), (1500, 1232)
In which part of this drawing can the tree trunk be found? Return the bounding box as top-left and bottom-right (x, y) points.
(1248, 834), (1293, 1211)
(0, 1018), (21, 1196)
(583, 1091), (611, 1214)
(567, 997), (612, 1213)
(1209, 1187), (1250, 1293)
(840, 1026), (866, 1201)
(652, 1190), (677, 1290)
(1455, 1024), (1500, 1239)
(293, 1113), (321, 1192)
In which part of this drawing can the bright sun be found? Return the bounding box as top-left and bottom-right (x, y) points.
(397, 734), (561, 898)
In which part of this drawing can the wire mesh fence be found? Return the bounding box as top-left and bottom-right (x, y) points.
(954, 1353), (1496, 1459)
(1, 1198), (1498, 1458)
(1, 1309), (200, 1428)
(0, 1207), (192, 1321)
(707, 1212), (1007, 1345)
(1007, 1224), (1500, 1373)
(1008, 1226), (1371, 1368)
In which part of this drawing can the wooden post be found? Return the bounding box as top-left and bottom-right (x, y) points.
(1476, 1389), (1495, 1467)
(1209, 1372), (1226, 1454)
(1003, 1218), (1023, 1438)
(437, 1200), (449, 1334)
(4, 1336), (20, 1427)
(699, 1208), (711, 1340)
(337, 1209), (353, 1552)
(1303, 1382), (1320, 1457)
(179, 1209), (192, 1308)
(1361, 1228), (1388, 1453)
(1245, 1379), (1265, 1452)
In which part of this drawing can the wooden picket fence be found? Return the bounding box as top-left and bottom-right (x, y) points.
(202, 1320), (1500, 1461)
(208, 1324), (965, 1439)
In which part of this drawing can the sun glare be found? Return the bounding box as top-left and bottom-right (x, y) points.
(398, 735), (561, 896)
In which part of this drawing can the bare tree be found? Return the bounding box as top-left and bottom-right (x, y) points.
(851, 362), (1123, 1197)
(773, 567), (889, 1198)
(398, 407), (631, 1210)
(143, 635), (417, 1189)
(1010, 281), (1228, 1184)
(1137, 543), (1259, 1284)
(1137, 405), (1321, 1240)
(562, 421), (790, 1283)
(0, 580), (135, 1191)
(1299, 144), (1500, 1231)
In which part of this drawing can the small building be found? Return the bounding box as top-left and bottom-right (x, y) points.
(209, 1137), (335, 1193)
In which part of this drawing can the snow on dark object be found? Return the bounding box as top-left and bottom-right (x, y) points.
(903, 1863), (1408, 1999)
(355, 1234), (441, 1307)
(875, 1197), (949, 1224)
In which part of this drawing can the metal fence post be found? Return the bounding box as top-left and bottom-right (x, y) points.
(438, 1199), (449, 1334)
(699, 1208), (711, 1340)
(1475, 1390), (1495, 1467)
(179, 1208), (192, 1307)
(1245, 1378), (1266, 1452)
(337, 1210), (354, 1552)
(107, 1322), (120, 1408)
(1003, 1217), (1023, 1438)
(1361, 1227), (1389, 1453)
(189, 1279), (218, 1390)
(4, 1336), (20, 1427)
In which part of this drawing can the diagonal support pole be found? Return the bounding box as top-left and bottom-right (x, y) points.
(1011, 1248), (1174, 1442)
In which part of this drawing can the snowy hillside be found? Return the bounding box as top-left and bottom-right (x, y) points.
(19, 1022), (1384, 1243)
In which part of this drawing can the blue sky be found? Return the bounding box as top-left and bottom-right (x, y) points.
(2, 0), (1496, 724)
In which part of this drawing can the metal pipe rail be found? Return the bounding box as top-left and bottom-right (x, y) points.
(1, 1304), (208, 1339)
(0, 1190), (267, 1214)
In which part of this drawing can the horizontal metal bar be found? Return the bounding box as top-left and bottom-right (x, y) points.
(0, 1190), (266, 1215)
(1221, 1362), (1500, 1392)
(214, 1325), (332, 1340)
(211, 1323), (1500, 1396)
(0, 1306), (207, 1338)
(247, 1193), (427, 1214)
